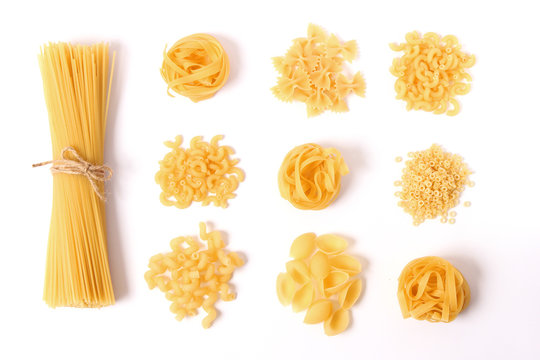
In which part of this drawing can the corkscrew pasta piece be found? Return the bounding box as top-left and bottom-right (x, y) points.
(277, 232), (363, 335)
(278, 143), (349, 210)
(145, 223), (244, 328)
(155, 135), (244, 209)
(161, 33), (230, 102)
(389, 31), (475, 116)
(397, 256), (470, 323)
(272, 24), (366, 116)
(394, 144), (473, 225)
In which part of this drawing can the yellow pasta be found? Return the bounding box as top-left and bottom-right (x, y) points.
(272, 24), (366, 116)
(161, 33), (230, 102)
(389, 31), (475, 116)
(37, 42), (115, 308)
(155, 135), (244, 209)
(394, 144), (473, 225)
(397, 256), (470, 323)
(145, 222), (244, 328)
(278, 143), (349, 210)
(277, 232), (363, 335)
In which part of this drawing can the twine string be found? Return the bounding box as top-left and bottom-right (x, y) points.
(33, 147), (112, 201)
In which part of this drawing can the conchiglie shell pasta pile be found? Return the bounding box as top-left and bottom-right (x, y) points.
(276, 232), (363, 336)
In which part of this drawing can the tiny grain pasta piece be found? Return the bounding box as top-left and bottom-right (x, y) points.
(145, 222), (244, 328)
(278, 143), (349, 210)
(161, 33), (230, 102)
(276, 232), (363, 336)
(394, 144), (473, 225)
(389, 31), (475, 116)
(272, 24), (366, 116)
(398, 256), (470, 323)
(155, 135), (244, 208)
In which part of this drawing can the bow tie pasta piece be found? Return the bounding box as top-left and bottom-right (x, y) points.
(161, 33), (230, 102)
(276, 232), (364, 335)
(389, 31), (475, 116)
(144, 222), (244, 329)
(397, 256), (470, 323)
(271, 24), (366, 116)
(155, 135), (244, 209)
(278, 143), (349, 210)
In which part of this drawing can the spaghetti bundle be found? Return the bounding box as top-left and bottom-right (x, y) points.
(37, 42), (115, 307)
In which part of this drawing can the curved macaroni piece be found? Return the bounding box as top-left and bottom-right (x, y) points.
(144, 223), (244, 328)
(324, 309), (350, 336)
(323, 271), (350, 296)
(316, 234), (348, 255)
(156, 135), (244, 209)
(389, 31), (475, 116)
(272, 24), (366, 116)
(276, 273), (296, 306)
(289, 232), (316, 259)
(304, 299), (333, 324)
(338, 279), (363, 310)
(286, 260), (311, 284)
(161, 33), (229, 102)
(398, 256), (470, 323)
(329, 254), (361, 275)
(309, 251), (330, 280)
(292, 282), (315, 313)
(278, 143), (349, 210)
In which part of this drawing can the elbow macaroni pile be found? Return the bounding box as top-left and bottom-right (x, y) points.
(276, 232), (363, 336)
(278, 143), (349, 210)
(155, 135), (244, 209)
(145, 223), (244, 328)
(398, 256), (470, 322)
(394, 144), (473, 225)
(389, 31), (475, 116)
(272, 24), (366, 116)
(161, 33), (230, 102)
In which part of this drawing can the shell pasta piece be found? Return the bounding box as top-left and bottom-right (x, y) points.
(397, 256), (470, 323)
(304, 299), (333, 324)
(290, 232), (316, 259)
(324, 309), (350, 336)
(276, 273), (296, 306)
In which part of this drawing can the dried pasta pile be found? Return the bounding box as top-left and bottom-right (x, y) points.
(389, 31), (475, 116)
(278, 143), (349, 210)
(145, 223), (244, 328)
(394, 144), (473, 225)
(277, 232), (363, 336)
(272, 24), (366, 116)
(155, 135), (244, 208)
(398, 256), (470, 322)
(161, 33), (230, 102)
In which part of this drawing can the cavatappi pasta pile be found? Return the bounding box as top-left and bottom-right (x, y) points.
(145, 223), (244, 328)
(277, 232), (363, 336)
(389, 31), (475, 116)
(278, 143), (349, 210)
(155, 135), (244, 209)
(394, 144), (473, 225)
(398, 256), (470, 322)
(272, 24), (366, 116)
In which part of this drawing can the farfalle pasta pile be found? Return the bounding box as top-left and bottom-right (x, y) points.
(145, 223), (244, 328)
(278, 143), (349, 210)
(389, 31), (475, 116)
(394, 144), (473, 225)
(155, 135), (244, 208)
(161, 33), (230, 102)
(398, 256), (470, 323)
(272, 24), (366, 116)
(276, 232), (363, 336)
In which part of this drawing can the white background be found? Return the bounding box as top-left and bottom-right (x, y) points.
(1, 0), (539, 359)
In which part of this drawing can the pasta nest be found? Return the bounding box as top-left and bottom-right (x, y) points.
(272, 24), (366, 116)
(155, 135), (244, 209)
(389, 31), (475, 116)
(145, 223), (244, 329)
(161, 33), (230, 102)
(276, 232), (363, 336)
(278, 143), (349, 210)
(395, 144), (472, 225)
(397, 256), (470, 323)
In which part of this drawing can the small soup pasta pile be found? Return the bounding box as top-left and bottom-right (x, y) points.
(389, 31), (475, 116)
(145, 223), (244, 328)
(272, 24), (366, 116)
(155, 135), (244, 209)
(276, 232), (363, 336)
(394, 144), (473, 225)
(398, 256), (470, 323)
(278, 143), (349, 210)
